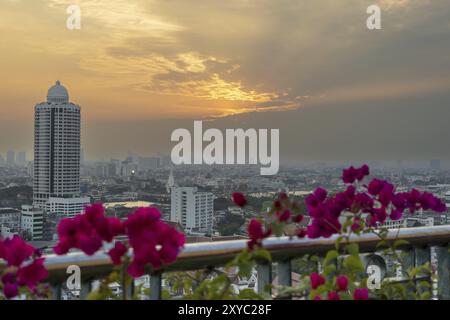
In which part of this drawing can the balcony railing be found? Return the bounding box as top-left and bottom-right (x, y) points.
(44, 225), (450, 300)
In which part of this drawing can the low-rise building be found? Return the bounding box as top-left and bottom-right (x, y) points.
(21, 205), (44, 240)
(47, 197), (91, 218)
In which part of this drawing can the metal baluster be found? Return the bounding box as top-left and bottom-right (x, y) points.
(414, 246), (431, 298)
(436, 244), (450, 300)
(51, 284), (62, 300)
(257, 263), (272, 295)
(150, 273), (162, 300)
(402, 249), (415, 278)
(277, 260), (292, 299)
(79, 280), (91, 300)
(125, 280), (134, 300)
(278, 260), (292, 287)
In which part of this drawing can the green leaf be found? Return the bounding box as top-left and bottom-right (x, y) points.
(393, 239), (409, 249)
(420, 291), (432, 300)
(335, 236), (344, 250)
(238, 289), (263, 300)
(346, 243), (359, 256)
(324, 250), (339, 266)
(376, 239), (388, 249)
(323, 264), (336, 276)
(343, 255), (364, 273)
(252, 248), (272, 262)
(419, 281), (432, 289)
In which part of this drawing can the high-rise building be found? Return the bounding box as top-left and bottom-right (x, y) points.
(166, 170), (175, 193)
(6, 150), (15, 166)
(33, 81), (88, 213)
(138, 156), (159, 171)
(430, 159), (441, 171)
(16, 151), (27, 167)
(170, 186), (214, 235)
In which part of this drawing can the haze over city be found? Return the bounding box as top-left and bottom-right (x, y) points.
(1, 0), (450, 162)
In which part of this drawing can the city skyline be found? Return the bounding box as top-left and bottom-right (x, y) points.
(1, 0), (450, 161)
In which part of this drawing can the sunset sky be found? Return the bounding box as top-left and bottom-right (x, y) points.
(1, 0), (450, 162)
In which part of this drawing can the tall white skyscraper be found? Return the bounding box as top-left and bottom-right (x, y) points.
(170, 186), (214, 235)
(33, 81), (89, 216)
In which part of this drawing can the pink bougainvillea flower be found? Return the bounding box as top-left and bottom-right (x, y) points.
(0, 238), (4, 259)
(356, 164), (370, 181)
(305, 193), (320, 210)
(351, 217), (362, 232)
(0, 237), (48, 299)
(419, 192), (446, 213)
(342, 166), (358, 184)
(327, 291), (340, 300)
(310, 272), (326, 290)
(1, 272), (15, 284)
(247, 219), (270, 250)
(16, 258), (48, 289)
(54, 204), (125, 256)
(353, 288), (369, 300)
(54, 204), (184, 278)
(392, 192), (407, 212)
(124, 207), (185, 277)
(156, 222), (186, 265)
(306, 201), (342, 239)
(278, 210), (291, 222)
(293, 214), (304, 223)
(334, 186), (355, 211)
(108, 241), (127, 265)
(343, 165), (369, 184)
(231, 192), (247, 207)
(278, 192), (288, 200)
(313, 187), (328, 202)
(367, 178), (385, 196)
(3, 283), (18, 299)
(378, 182), (395, 207)
(351, 222), (361, 232)
(248, 219), (264, 241)
(76, 234), (102, 256)
(390, 209), (403, 221)
(297, 228), (307, 238)
(336, 275), (349, 291)
(2, 235), (35, 267)
(354, 192), (374, 212)
(127, 260), (146, 278)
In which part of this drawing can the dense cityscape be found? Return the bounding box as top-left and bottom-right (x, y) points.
(1, 84), (450, 246)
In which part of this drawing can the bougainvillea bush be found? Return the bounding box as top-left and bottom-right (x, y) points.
(230, 164), (445, 300)
(54, 204), (185, 299)
(0, 164), (446, 300)
(0, 236), (49, 299)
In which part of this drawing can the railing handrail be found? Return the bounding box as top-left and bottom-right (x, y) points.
(43, 225), (450, 284)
